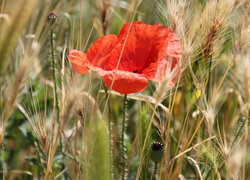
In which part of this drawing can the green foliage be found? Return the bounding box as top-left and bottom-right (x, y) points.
(88, 119), (110, 180)
(138, 104), (152, 180)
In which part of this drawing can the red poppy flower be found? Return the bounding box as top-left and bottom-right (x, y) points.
(69, 21), (182, 94)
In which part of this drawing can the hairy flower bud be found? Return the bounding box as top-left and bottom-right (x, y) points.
(47, 12), (57, 26)
(150, 142), (164, 163)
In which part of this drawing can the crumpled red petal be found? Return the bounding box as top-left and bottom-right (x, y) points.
(87, 34), (118, 68)
(144, 29), (182, 83)
(97, 69), (148, 94)
(68, 49), (89, 74)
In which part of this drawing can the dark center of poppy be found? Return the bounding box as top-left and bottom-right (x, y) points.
(151, 142), (164, 152)
(133, 70), (139, 73)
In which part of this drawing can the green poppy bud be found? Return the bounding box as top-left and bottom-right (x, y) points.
(150, 142), (164, 163)
(47, 12), (57, 26)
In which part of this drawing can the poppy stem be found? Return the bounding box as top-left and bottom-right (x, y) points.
(150, 162), (158, 180)
(121, 94), (127, 180)
(108, 105), (114, 180)
(50, 27), (60, 123)
(48, 13), (60, 124)
(48, 13), (62, 153)
(104, 85), (114, 180)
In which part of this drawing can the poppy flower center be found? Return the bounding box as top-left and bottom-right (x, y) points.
(133, 70), (139, 73)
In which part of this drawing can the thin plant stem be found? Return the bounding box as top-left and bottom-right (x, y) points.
(136, 105), (158, 180)
(45, 14), (62, 180)
(104, 85), (114, 180)
(48, 14), (63, 156)
(242, 106), (249, 180)
(1, 145), (5, 180)
(206, 55), (213, 101)
(121, 94), (128, 180)
(150, 162), (158, 180)
(49, 27), (60, 123)
(108, 101), (114, 180)
(185, 63), (232, 149)
(164, 76), (181, 177)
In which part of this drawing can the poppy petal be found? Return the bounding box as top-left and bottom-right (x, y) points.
(68, 49), (89, 74)
(87, 34), (118, 68)
(106, 21), (159, 71)
(139, 27), (182, 83)
(168, 63), (182, 87)
(103, 22), (182, 84)
(166, 33), (182, 59)
(97, 69), (148, 94)
(117, 21), (143, 40)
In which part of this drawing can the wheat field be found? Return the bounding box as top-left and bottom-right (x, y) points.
(0, 0), (249, 179)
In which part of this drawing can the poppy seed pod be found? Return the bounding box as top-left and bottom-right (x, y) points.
(150, 142), (164, 163)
